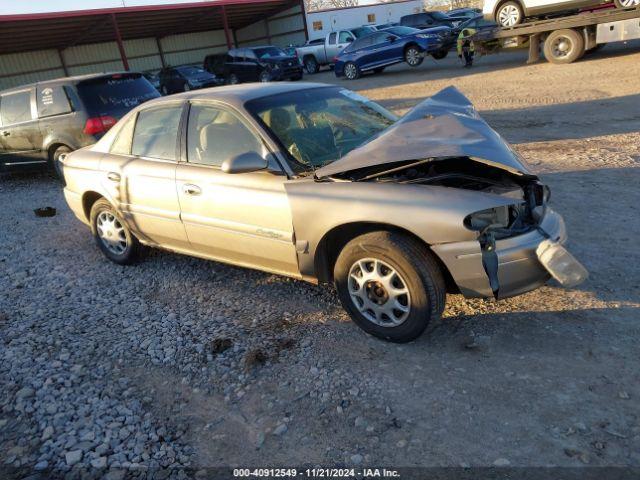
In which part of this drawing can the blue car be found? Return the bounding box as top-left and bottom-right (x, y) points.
(334, 26), (454, 80)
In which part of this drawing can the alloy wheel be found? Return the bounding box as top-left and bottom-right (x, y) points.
(348, 258), (411, 327)
(305, 58), (317, 74)
(405, 48), (421, 66)
(344, 63), (358, 80)
(498, 5), (521, 27)
(618, 0), (639, 6)
(96, 211), (128, 255)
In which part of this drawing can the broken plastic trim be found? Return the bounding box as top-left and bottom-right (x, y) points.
(479, 230), (499, 298)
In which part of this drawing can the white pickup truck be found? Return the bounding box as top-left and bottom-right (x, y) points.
(296, 27), (375, 74)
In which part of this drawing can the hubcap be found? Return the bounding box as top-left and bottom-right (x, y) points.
(406, 48), (420, 65)
(345, 64), (357, 79)
(498, 5), (520, 26)
(620, 0), (639, 6)
(348, 258), (411, 327)
(96, 211), (128, 255)
(552, 36), (572, 57)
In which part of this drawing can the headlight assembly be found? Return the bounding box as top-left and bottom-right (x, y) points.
(465, 206), (511, 231)
(416, 33), (439, 40)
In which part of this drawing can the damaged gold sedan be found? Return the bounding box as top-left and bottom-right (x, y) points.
(61, 83), (587, 343)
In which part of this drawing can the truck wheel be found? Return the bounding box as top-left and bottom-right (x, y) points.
(543, 29), (585, 64)
(49, 145), (71, 182)
(343, 62), (360, 80)
(334, 231), (446, 343)
(304, 56), (319, 74)
(496, 1), (524, 27)
(431, 48), (449, 60)
(614, 0), (639, 7)
(90, 199), (144, 265)
(404, 46), (423, 67)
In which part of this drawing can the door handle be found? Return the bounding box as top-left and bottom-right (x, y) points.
(107, 172), (121, 182)
(1, 131), (9, 136)
(182, 184), (201, 195)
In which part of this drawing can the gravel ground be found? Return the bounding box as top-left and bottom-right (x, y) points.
(1, 42), (639, 477)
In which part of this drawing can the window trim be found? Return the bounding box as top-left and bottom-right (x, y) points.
(129, 101), (186, 163)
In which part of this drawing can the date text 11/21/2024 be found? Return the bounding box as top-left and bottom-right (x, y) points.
(233, 468), (401, 477)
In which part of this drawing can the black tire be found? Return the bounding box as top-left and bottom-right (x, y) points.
(50, 145), (71, 182)
(495, 1), (524, 27)
(343, 62), (360, 80)
(404, 45), (424, 67)
(227, 73), (240, 85)
(259, 71), (271, 83)
(90, 198), (144, 265)
(304, 56), (319, 74)
(431, 48), (449, 60)
(373, 67), (385, 74)
(334, 231), (446, 343)
(543, 29), (585, 64)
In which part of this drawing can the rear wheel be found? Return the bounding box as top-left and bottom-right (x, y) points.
(496, 1), (524, 27)
(227, 73), (240, 85)
(404, 46), (423, 67)
(543, 29), (585, 64)
(431, 48), (449, 60)
(90, 199), (144, 265)
(304, 56), (319, 74)
(50, 145), (70, 182)
(343, 62), (360, 80)
(334, 231), (446, 343)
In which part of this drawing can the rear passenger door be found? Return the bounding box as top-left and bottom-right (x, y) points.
(100, 102), (190, 249)
(0, 88), (44, 168)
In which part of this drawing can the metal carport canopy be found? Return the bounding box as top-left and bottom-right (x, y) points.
(0, 0), (302, 56)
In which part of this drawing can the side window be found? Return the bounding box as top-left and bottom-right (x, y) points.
(338, 31), (353, 43)
(131, 105), (183, 160)
(110, 114), (137, 155)
(245, 49), (257, 60)
(37, 86), (72, 118)
(328, 32), (337, 44)
(187, 104), (262, 167)
(0, 91), (32, 125)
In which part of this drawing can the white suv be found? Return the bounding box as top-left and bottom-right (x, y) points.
(483, 0), (640, 27)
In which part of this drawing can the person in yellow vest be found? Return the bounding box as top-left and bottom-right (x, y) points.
(457, 28), (477, 68)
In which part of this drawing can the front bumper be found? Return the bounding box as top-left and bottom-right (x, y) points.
(432, 208), (567, 299)
(268, 66), (303, 80)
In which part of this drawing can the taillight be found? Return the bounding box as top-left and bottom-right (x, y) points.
(84, 116), (117, 135)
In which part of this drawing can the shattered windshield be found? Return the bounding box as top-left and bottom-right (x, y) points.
(253, 47), (287, 59)
(245, 87), (397, 173)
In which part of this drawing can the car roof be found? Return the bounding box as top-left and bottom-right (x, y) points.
(0, 72), (134, 94)
(142, 82), (331, 107)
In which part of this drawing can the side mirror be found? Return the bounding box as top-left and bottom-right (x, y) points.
(387, 35), (396, 42)
(221, 151), (268, 174)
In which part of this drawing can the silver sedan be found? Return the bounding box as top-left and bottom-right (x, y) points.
(61, 83), (586, 343)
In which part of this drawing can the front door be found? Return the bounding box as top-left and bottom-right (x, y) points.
(176, 102), (299, 277)
(100, 102), (190, 250)
(0, 88), (44, 168)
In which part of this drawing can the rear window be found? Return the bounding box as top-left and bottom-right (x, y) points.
(76, 74), (160, 115)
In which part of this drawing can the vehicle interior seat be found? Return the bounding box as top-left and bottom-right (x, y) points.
(197, 120), (260, 165)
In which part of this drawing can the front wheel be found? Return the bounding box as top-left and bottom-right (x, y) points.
(343, 62), (360, 80)
(90, 199), (144, 265)
(404, 46), (423, 67)
(334, 231), (446, 343)
(227, 73), (240, 85)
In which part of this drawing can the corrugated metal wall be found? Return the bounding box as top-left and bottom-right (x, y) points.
(0, 5), (305, 90)
(236, 4), (306, 48)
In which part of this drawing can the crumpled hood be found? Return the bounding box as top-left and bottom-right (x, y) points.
(315, 86), (534, 178)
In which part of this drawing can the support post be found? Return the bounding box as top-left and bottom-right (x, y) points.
(156, 37), (166, 68)
(265, 19), (272, 44)
(527, 33), (541, 64)
(58, 49), (69, 77)
(299, 0), (309, 42)
(221, 6), (234, 50)
(111, 13), (130, 71)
